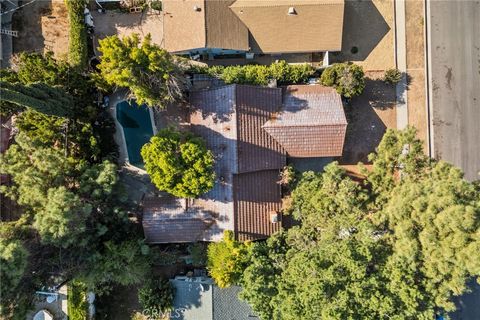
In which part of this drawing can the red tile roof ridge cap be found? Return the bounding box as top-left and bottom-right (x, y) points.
(262, 122), (348, 129)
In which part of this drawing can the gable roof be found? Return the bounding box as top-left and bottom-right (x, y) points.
(190, 85), (287, 173)
(190, 85), (286, 241)
(162, 0), (249, 53)
(229, 0), (345, 53)
(142, 197), (218, 243)
(213, 285), (259, 319)
(235, 85), (286, 172)
(143, 85), (348, 243)
(233, 170), (283, 241)
(263, 85), (347, 157)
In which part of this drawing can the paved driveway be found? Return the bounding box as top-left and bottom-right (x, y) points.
(428, 0), (480, 181)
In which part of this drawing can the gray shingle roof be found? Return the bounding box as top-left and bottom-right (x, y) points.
(170, 278), (258, 320)
(213, 286), (258, 320)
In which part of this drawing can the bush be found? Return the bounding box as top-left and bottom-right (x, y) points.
(188, 243), (207, 266)
(141, 127), (215, 198)
(384, 68), (402, 84)
(65, 0), (88, 69)
(320, 62), (365, 98)
(207, 231), (251, 288)
(138, 278), (174, 318)
(67, 280), (88, 320)
(191, 60), (315, 86)
(150, 0), (162, 11)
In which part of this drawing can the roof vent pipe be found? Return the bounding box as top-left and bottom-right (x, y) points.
(287, 7), (297, 15)
(193, 5), (201, 12)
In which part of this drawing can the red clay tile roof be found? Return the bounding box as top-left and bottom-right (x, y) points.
(190, 84), (286, 173)
(263, 85), (347, 157)
(235, 85), (286, 173)
(146, 85), (345, 243)
(190, 85), (286, 240)
(233, 170), (283, 241)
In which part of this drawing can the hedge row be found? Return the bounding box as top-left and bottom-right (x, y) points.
(65, 0), (88, 69)
(191, 60), (315, 86)
(67, 281), (88, 320)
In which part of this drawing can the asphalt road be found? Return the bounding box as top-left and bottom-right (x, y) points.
(428, 0), (480, 181)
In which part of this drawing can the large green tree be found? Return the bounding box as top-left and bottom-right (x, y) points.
(0, 132), (150, 315)
(0, 239), (30, 319)
(0, 133), (116, 245)
(96, 33), (184, 107)
(141, 127), (215, 198)
(0, 81), (75, 118)
(2, 52), (114, 161)
(240, 128), (480, 320)
(34, 187), (92, 248)
(0, 239), (29, 299)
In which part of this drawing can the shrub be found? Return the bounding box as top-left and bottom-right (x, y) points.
(384, 68), (402, 84)
(141, 127), (215, 198)
(188, 242), (207, 266)
(150, 0), (162, 11)
(138, 278), (174, 318)
(207, 231), (251, 288)
(67, 280), (88, 320)
(65, 0), (88, 69)
(320, 62), (365, 98)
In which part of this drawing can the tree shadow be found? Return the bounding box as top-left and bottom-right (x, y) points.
(333, 0), (390, 62)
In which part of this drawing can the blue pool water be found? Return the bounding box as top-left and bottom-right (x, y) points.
(116, 100), (154, 167)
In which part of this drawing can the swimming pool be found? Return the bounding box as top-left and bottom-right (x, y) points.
(116, 100), (154, 167)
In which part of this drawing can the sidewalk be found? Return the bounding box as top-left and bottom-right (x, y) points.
(394, 0), (409, 129)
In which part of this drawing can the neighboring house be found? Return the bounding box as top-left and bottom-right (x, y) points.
(170, 277), (259, 320)
(142, 84), (347, 243)
(162, 0), (345, 56)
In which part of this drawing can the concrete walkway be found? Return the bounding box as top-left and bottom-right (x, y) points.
(394, 0), (409, 129)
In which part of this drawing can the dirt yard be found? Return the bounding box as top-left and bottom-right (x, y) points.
(340, 71), (397, 165)
(405, 0), (428, 152)
(12, 0), (69, 59)
(92, 9), (163, 56)
(333, 0), (395, 71)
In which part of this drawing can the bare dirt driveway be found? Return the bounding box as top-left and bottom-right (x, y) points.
(428, 0), (480, 182)
(12, 0), (69, 58)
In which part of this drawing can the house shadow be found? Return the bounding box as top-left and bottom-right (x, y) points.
(339, 88), (389, 165)
(333, 0), (390, 62)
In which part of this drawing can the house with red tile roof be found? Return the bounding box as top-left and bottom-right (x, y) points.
(142, 84), (347, 243)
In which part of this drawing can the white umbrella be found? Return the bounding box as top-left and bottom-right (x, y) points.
(33, 309), (53, 320)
